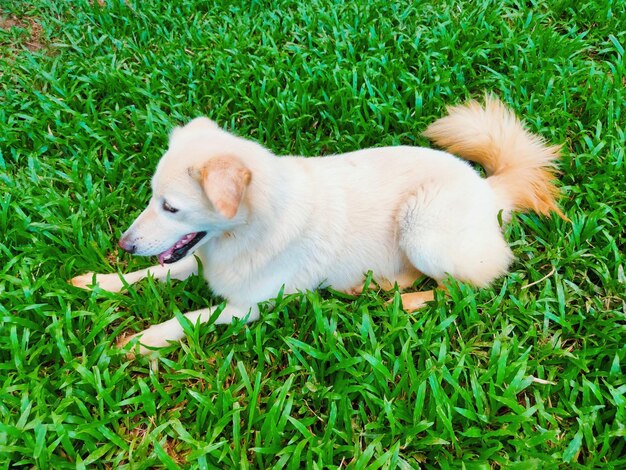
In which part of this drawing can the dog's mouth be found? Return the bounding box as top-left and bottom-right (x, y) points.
(158, 231), (207, 265)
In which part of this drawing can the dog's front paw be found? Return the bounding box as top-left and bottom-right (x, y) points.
(116, 326), (172, 358)
(69, 272), (125, 293)
(116, 331), (143, 359)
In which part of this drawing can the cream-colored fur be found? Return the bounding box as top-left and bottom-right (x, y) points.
(71, 97), (565, 356)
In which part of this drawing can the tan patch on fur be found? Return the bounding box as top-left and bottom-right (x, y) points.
(377, 269), (421, 291)
(423, 94), (568, 220)
(343, 269), (421, 295)
(399, 290), (435, 311)
(199, 155), (252, 219)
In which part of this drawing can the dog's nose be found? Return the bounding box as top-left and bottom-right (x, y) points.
(118, 236), (136, 254)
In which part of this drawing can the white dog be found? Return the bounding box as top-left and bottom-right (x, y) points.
(71, 96), (565, 356)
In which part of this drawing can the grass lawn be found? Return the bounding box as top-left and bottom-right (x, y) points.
(1, 0), (625, 467)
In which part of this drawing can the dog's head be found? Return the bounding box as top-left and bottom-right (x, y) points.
(118, 118), (252, 265)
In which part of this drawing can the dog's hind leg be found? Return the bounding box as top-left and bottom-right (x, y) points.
(70, 256), (199, 293)
(398, 290), (436, 311)
(117, 302), (260, 357)
(396, 182), (513, 309)
(342, 269), (421, 295)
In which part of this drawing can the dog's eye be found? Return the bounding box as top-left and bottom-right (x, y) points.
(162, 201), (179, 213)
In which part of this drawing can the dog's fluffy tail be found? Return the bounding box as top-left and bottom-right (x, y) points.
(423, 95), (567, 220)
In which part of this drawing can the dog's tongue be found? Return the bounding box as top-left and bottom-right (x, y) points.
(157, 232), (198, 265)
(158, 247), (175, 266)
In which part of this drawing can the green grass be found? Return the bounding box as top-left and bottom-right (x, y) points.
(1, 0), (625, 467)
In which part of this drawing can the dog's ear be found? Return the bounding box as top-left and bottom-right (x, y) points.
(192, 155), (252, 219)
(185, 117), (219, 131)
(170, 118), (219, 142)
